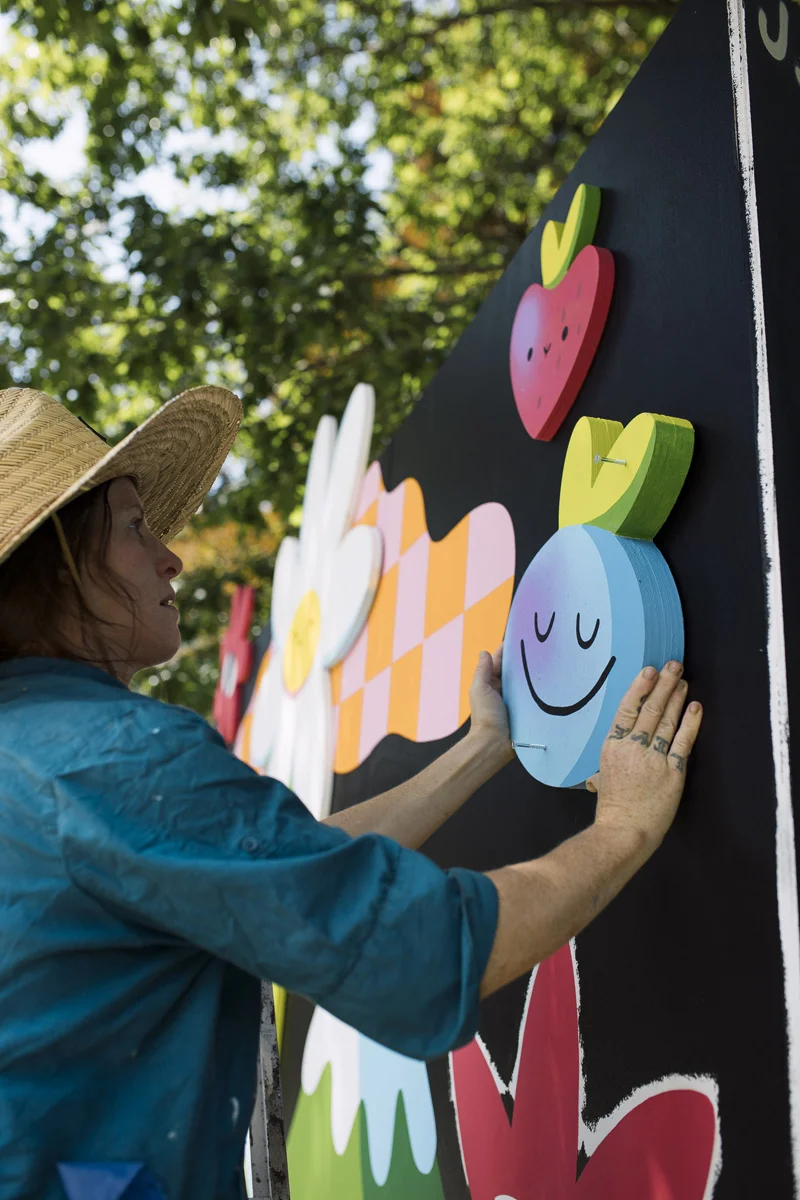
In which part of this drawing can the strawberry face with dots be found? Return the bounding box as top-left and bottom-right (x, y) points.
(509, 245), (615, 442)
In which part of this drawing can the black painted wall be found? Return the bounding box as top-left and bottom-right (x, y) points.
(274, 2), (799, 1193)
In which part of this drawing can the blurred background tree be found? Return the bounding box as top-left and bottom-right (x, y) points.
(0, 0), (676, 715)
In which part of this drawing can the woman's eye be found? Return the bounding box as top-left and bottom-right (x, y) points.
(131, 518), (145, 538)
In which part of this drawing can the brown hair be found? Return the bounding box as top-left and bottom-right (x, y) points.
(0, 483), (137, 677)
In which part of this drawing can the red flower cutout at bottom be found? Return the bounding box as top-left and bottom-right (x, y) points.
(451, 946), (718, 1200)
(213, 585), (256, 745)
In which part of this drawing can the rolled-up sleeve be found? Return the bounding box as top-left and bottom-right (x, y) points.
(54, 702), (498, 1060)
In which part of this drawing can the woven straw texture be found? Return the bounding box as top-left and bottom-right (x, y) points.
(0, 386), (242, 566)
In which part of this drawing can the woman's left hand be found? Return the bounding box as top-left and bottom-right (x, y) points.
(468, 647), (514, 765)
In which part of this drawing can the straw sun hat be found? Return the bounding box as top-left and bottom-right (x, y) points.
(0, 385), (242, 567)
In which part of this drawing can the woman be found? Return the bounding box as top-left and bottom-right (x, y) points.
(0, 386), (702, 1199)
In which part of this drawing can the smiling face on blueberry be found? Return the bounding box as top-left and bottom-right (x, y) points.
(502, 524), (682, 788)
(508, 525), (616, 753)
(520, 603), (616, 718)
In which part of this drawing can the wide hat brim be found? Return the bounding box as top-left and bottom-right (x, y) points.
(0, 385), (243, 566)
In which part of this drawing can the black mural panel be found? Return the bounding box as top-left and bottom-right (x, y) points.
(271, 2), (798, 1194)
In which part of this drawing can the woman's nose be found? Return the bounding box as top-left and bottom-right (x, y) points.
(157, 541), (183, 580)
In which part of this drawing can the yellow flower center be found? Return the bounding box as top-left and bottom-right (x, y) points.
(283, 590), (321, 695)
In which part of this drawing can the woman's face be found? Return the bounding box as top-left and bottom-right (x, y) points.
(77, 476), (184, 681)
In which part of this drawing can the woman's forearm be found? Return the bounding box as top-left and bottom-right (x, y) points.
(324, 729), (512, 849)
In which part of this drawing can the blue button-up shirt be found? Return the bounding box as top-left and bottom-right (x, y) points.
(0, 658), (497, 1199)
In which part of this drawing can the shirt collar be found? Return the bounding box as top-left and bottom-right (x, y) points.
(0, 656), (129, 691)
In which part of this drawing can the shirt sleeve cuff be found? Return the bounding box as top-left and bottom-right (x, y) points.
(319, 839), (499, 1061)
(447, 866), (499, 1048)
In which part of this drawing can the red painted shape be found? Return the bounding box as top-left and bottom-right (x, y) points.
(451, 945), (717, 1200)
(213, 585), (256, 745)
(509, 245), (615, 442)
(577, 1089), (717, 1199)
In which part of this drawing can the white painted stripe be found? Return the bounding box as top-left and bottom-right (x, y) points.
(726, 1), (800, 1190)
(243, 1128), (254, 1199)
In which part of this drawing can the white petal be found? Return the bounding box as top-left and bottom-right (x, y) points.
(247, 653), (282, 772)
(322, 383), (375, 551)
(321, 525), (383, 668)
(269, 687), (297, 788)
(301, 1008), (361, 1156)
(299, 414), (336, 590)
(271, 536), (300, 649)
(233, 719), (248, 762)
(290, 664), (333, 820)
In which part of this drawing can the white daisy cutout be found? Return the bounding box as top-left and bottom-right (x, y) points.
(248, 384), (383, 818)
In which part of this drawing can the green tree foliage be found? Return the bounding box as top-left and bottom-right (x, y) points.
(0, 0), (675, 714)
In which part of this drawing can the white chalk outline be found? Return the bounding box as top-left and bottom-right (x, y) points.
(727, 1), (799, 1191)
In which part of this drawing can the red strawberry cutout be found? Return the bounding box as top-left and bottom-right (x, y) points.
(510, 245), (615, 442)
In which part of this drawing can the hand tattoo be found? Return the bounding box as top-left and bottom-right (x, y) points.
(669, 752), (686, 774)
(630, 731), (651, 748)
(607, 724), (631, 741)
(653, 736), (669, 756)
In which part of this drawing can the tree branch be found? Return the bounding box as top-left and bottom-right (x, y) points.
(313, 1), (678, 60)
(344, 261), (504, 281)
(394, 0), (677, 42)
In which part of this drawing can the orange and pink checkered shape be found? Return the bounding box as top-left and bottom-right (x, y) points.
(331, 462), (516, 773)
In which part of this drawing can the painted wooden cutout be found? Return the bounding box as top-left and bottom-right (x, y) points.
(509, 245), (615, 442)
(540, 183), (602, 289)
(213, 584), (255, 745)
(322, 523), (384, 668)
(503, 413), (693, 787)
(559, 413), (695, 539)
(329, 461), (515, 773)
(503, 525), (683, 787)
(245, 384), (383, 820)
(239, 460), (515, 799)
(450, 944), (719, 1200)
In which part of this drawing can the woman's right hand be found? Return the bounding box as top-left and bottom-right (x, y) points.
(481, 661), (703, 1000)
(586, 662), (703, 850)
